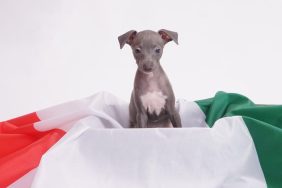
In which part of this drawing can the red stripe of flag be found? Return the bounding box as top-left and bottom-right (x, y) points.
(0, 113), (65, 187)
(5, 112), (40, 127)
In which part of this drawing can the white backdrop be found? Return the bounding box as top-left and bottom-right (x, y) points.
(0, 0), (282, 120)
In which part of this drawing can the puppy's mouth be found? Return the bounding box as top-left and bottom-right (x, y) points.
(143, 67), (153, 72)
(139, 67), (154, 74)
(137, 61), (156, 74)
(138, 64), (155, 74)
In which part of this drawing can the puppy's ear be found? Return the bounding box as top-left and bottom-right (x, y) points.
(158, 29), (178, 45)
(118, 30), (137, 49)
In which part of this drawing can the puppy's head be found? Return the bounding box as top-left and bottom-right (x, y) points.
(118, 29), (178, 73)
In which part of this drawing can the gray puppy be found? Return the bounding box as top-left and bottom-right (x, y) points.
(118, 29), (182, 128)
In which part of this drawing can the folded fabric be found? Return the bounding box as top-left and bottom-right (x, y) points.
(0, 92), (281, 188)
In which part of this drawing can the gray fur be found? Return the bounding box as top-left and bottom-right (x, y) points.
(118, 29), (182, 128)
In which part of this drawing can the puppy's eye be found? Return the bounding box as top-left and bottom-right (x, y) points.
(155, 48), (161, 53)
(135, 48), (141, 53)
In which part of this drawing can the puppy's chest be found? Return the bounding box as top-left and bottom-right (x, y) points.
(140, 90), (168, 116)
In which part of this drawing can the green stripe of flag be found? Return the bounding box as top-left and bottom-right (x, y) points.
(195, 91), (282, 188)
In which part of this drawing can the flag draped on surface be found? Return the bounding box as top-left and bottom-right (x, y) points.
(0, 92), (281, 188)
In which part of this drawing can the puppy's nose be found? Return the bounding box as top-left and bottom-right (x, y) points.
(143, 64), (153, 72)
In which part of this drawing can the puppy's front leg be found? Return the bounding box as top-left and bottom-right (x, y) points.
(136, 112), (148, 128)
(167, 103), (182, 128)
(169, 110), (182, 128)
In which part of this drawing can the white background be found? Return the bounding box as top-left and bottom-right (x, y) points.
(0, 0), (282, 120)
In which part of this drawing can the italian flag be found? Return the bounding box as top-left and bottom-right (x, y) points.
(0, 92), (281, 187)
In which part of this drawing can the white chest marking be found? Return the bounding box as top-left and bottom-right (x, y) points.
(140, 91), (167, 115)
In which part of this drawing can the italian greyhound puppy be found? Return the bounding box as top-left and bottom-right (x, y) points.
(118, 29), (182, 128)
